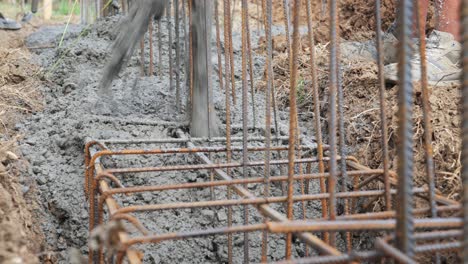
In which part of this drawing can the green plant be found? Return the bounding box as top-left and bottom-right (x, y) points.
(296, 76), (307, 106)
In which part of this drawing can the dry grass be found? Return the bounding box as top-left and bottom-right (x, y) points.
(0, 17), (45, 263)
(254, 29), (462, 202)
(255, 35), (330, 110)
(0, 48), (43, 137)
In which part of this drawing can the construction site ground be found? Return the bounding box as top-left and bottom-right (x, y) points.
(0, 0), (461, 263)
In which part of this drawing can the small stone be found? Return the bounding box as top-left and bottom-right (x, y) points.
(33, 167), (41, 174)
(142, 193), (152, 202)
(36, 176), (47, 185)
(22, 185), (30, 194)
(201, 209), (215, 221)
(5, 151), (18, 160)
(63, 82), (77, 94)
(56, 138), (67, 149)
(80, 209), (88, 220)
(186, 173), (198, 182)
(131, 130), (140, 137)
(217, 211), (227, 221)
(33, 157), (45, 166)
(25, 139), (36, 146)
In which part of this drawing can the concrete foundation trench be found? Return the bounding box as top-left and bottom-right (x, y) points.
(12, 0), (465, 263)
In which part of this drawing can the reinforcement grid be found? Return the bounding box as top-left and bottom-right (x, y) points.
(84, 0), (468, 263)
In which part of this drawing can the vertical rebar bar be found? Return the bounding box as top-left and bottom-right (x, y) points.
(333, 0), (350, 251)
(286, 0), (300, 259)
(241, 0), (250, 262)
(182, 0), (188, 91)
(395, 0), (415, 259)
(261, 0), (273, 261)
(415, 0), (437, 220)
(215, 0), (224, 91)
(321, 0), (326, 19)
(121, 0), (126, 15)
(175, 0), (181, 109)
(414, 1), (440, 262)
(245, 1), (257, 129)
(328, 0), (338, 247)
(305, 0), (329, 244)
(205, 0), (212, 139)
(158, 19), (163, 76)
(229, 4), (236, 105)
(189, 1), (194, 114)
(282, 0), (292, 62)
(256, 0), (261, 34)
(168, 0), (174, 91)
(140, 38), (145, 76)
(149, 21), (154, 76)
(374, 0), (392, 213)
(280, 0), (293, 200)
(461, 1), (468, 263)
(223, 1), (233, 262)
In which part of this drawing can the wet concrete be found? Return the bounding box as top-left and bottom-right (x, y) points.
(17, 14), (343, 263)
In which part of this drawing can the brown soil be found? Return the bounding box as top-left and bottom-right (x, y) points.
(270, 0), (397, 42)
(0, 21), (45, 264)
(256, 0), (461, 202)
(341, 62), (461, 201)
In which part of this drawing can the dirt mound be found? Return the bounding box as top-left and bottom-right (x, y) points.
(0, 48), (43, 137)
(259, 41), (461, 202)
(338, 61), (461, 201)
(0, 140), (44, 264)
(268, 0), (397, 43)
(0, 23), (45, 264)
(256, 0), (461, 202)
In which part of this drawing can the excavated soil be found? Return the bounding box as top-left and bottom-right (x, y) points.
(0, 22), (46, 264)
(260, 0), (461, 206)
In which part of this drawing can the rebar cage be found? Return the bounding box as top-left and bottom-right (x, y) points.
(84, 0), (468, 263)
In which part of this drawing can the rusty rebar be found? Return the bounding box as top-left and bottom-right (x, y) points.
(245, 0), (257, 129)
(140, 38), (145, 76)
(395, 0), (415, 259)
(87, 2), (467, 262)
(175, 0), (181, 109)
(99, 170), (384, 198)
(374, 0), (392, 227)
(167, 0), (174, 91)
(261, 0), (273, 261)
(149, 20), (154, 75)
(285, 0), (301, 258)
(241, 0), (250, 261)
(223, 0), (234, 261)
(414, 2), (440, 263)
(227, 0), (236, 105)
(305, 0), (329, 244)
(328, 0), (339, 246)
(462, 0), (468, 262)
(214, 0), (224, 92)
(157, 19), (163, 76)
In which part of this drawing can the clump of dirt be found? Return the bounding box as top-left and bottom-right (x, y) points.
(269, 0), (397, 43)
(0, 140), (44, 264)
(338, 0), (391, 41)
(0, 24), (38, 49)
